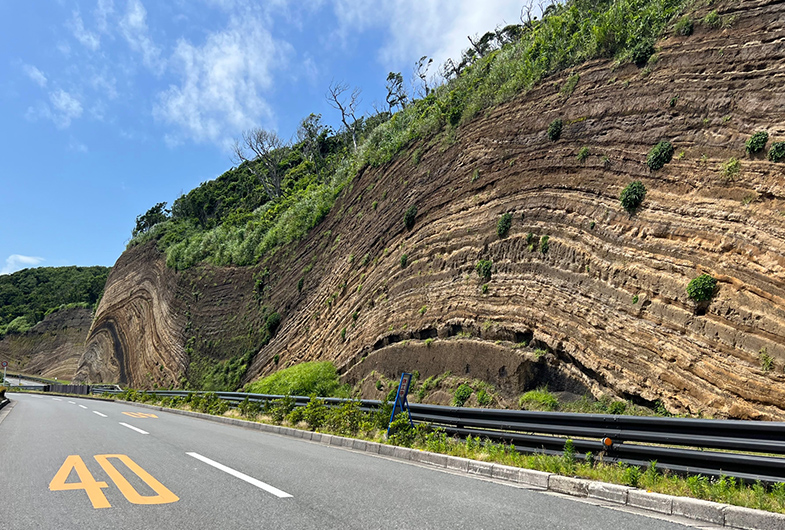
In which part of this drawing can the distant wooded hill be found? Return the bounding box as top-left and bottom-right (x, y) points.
(0, 266), (110, 336)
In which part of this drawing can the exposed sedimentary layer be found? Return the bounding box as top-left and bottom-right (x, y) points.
(81, 0), (785, 419)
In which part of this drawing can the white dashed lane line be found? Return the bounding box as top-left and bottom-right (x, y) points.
(52, 398), (61, 401)
(93, 411), (107, 418)
(68, 401), (76, 404)
(79, 405), (88, 409)
(186, 452), (293, 498)
(119, 422), (149, 435)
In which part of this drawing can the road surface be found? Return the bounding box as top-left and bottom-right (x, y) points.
(0, 393), (702, 529)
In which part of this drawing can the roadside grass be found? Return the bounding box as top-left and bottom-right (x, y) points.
(109, 390), (785, 514)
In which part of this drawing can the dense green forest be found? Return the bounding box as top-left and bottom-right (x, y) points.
(129, 0), (688, 271)
(0, 266), (110, 337)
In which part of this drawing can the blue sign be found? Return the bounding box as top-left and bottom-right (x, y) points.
(387, 372), (414, 436)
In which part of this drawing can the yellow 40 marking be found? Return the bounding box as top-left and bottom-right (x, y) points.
(122, 412), (158, 418)
(49, 455), (179, 508)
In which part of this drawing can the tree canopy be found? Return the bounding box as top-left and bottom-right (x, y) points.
(0, 266), (110, 336)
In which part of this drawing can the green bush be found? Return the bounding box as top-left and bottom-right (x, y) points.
(722, 158), (740, 180)
(238, 397), (262, 419)
(547, 118), (563, 141)
(497, 212), (512, 238)
(687, 274), (717, 302)
(266, 312), (282, 335)
(620, 181), (647, 213)
(297, 277), (304, 292)
(746, 131), (769, 155)
(403, 204), (417, 230)
(268, 395), (296, 424)
(540, 235), (550, 254)
(453, 384), (474, 407)
(630, 39), (655, 67)
(647, 141), (674, 170)
(769, 141), (785, 162)
(519, 387), (559, 411)
(476, 259), (493, 282)
(303, 397), (328, 430)
(245, 361), (347, 397)
(476, 389), (492, 406)
(577, 147), (590, 162)
(607, 401), (628, 415)
(400, 254), (408, 268)
(674, 16), (693, 36)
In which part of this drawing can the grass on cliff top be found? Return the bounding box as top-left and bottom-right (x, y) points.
(129, 0), (688, 272)
(244, 361), (350, 398)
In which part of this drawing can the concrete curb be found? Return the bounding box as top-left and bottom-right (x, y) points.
(61, 398), (785, 529)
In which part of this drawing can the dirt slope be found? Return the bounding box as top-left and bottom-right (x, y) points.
(79, 0), (785, 419)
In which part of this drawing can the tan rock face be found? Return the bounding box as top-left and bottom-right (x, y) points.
(81, 1), (785, 418)
(0, 307), (93, 380)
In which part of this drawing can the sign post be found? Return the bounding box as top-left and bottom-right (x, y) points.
(386, 372), (414, 436)
(2, 361), (7, 385)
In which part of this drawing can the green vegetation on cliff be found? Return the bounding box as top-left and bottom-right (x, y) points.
(129, 0), (687, 272)
(0, 266), (110, 338)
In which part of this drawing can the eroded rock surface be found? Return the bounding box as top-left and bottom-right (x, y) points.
(80, 0), (785, 418)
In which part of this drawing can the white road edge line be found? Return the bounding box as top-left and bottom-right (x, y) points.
(119, 422), (149, 435)
(79, 405), (88, 409)
(186, 452), (292, 499)
(93, 411), (107, 417)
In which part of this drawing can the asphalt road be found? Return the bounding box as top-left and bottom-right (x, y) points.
(0, 393), (698, 530)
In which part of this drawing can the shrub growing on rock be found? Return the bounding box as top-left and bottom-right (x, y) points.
(453, 384), (474, 407)
(630, 39), (655, 67)
(547, 118), (563, 141)
(674, 16), (694, 36)
(687, 274), (717, 302)
(476, 259), (493, 282)
(497, 212), (512, 238)
(746, 131), (769, 155)
(647, 141), (674, 170)
(403, 204), (417, 230)
(577, 146), (590, 162)
(768, 141), (785, 162)
(620, 181), (647, 213)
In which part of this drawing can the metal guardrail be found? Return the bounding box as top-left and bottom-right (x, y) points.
(95, 388), (785, 484)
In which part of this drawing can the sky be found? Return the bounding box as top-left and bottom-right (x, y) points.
(0, 0), (525, 274)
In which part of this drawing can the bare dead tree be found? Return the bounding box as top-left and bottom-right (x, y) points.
(326, 81), (361, 151)
(232, 128), (288, 200)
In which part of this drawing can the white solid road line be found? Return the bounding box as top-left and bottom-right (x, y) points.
(79, 405), (88, 409)
(186, 452), (293, 499)
(119, 422), (149, 435)
(93, 411), (107, 418)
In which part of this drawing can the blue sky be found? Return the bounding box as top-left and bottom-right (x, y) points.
(0, 0), (524, 274)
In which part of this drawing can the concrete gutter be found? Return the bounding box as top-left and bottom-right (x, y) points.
(113, 399), (785, 530)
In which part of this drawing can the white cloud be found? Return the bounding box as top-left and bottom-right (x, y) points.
(68, 10), (101, 51)
(50, 89), (84, 128)
(119, 0), (164, 73)
(0, 255), (45, 275)
(330, 0), (523, 70)
(95, 0), (115, 33)
(68, 136), (89, 153)
(153, 13), (290, 145)
(22, 64), (48, 87)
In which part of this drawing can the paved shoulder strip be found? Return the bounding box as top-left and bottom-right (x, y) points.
(186, 452), (293, 499)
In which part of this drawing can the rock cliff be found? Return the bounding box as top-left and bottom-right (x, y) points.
(0, 307), (93, 380)
(79, 0), (785, 419)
